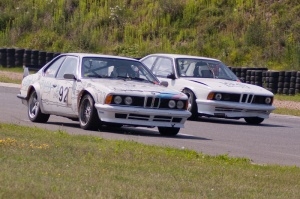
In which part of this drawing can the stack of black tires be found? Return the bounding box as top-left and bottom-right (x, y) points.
(265, 71), (279, 94)
(0, 47), (59, 70)
(295, 71), (300, 94)
(231, 67), (300, 95)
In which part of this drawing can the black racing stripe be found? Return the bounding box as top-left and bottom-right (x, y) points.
(188, 79), (209, 86)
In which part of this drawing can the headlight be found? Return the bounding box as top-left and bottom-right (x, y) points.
(168, 100), (176, 108)
(124, 96), (133, 105)
(114, 96), (122, 104)
(265, 97), (272, 104)
(177, 101), (184, 109)
(215, 93), (222, 101)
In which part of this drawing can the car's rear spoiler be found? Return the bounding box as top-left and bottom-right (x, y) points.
(22, 66), (30, 79)
(22, 64), (40, 79)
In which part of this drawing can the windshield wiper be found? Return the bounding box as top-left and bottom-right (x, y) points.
(113, 76), (151, 82)
(86, 74), (105, 78)
(130, 77), (158, 84)
(113, 76), (129, 80)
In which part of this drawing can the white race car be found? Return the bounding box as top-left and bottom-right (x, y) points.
(140, 53), (275, 124)
(17, 53), (191, 136)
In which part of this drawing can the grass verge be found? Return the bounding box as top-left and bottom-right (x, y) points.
(0, 123), (300, 198)
(0, 74), (21, 84)
(0, 66), (24, 73)
(275, 94), (300, 102)
(273, 108), (300, 117)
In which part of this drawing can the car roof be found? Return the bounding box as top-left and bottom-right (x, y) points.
(60, 53), (137, 61)
(144, 53), (220, 62)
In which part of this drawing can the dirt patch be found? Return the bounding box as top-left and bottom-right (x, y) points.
(0, 71), (23, 80)
(273, 99), (300, 110)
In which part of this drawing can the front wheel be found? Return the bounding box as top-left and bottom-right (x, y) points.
(158, 127), (180, 136)
(28, 90), (50, 123)
(244, 117), (264, 124)
(79, 94), (101, 130)
(182, 89), (198, 120)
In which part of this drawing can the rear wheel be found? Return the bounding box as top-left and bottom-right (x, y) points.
(244, 117), (264, 124)
(158, 127), (180, 136)
(182, 89), (198, 120)
(28, 90), (50, 123)
(79, 94), (101, 130)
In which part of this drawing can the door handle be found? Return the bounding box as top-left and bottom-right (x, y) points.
(52, 84), (57, 88)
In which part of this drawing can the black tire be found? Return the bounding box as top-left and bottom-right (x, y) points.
(79, 94), (101, 130)
(158, 127), (180, 136)
(289, 88), (295, 95)
(244, 117), (264, 124)
(28, 90), (50, 123)
(182, 89), (198, 120)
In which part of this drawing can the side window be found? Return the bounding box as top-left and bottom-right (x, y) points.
(44, 56), (66, 78)
(141, 56), (157, 69)
(152, 58), (173, 77)
(56, 56), (78, 79)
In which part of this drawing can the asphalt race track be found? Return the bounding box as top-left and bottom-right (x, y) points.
(1, 83), (300, 167)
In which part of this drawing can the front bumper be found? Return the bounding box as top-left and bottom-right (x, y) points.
(17, 94), (28, 106)
(196, 99), (275, 118)
(95, 104), (191, 128)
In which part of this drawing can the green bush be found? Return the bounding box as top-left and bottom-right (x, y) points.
(1, 0), (300, 70)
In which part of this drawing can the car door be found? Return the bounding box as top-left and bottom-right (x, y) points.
(40, 56), (66, 113)
(49, 56), (79, 116)
(151, 57), (176, 87)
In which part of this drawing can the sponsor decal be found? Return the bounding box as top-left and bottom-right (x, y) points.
(220, 81), (250, 89)
(155, 92), (185, 99)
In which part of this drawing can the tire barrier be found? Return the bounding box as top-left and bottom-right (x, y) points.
(15, 48), (25, 67)
(0, 48), (7, 66)
(23, 49), (32, 66)
(0, 47), (60, 70)
(296, 71), (300, 94)
(6, 48), (15, 67)
(232, 67), (299, 95)
(0, 47), (299, 95)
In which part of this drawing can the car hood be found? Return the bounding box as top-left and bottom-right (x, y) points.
(186, 78), (273, 95)
(85, 78), (186, 97)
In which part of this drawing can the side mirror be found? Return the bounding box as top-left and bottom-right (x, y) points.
(166, 73), (176, 80)
(239, 77), (245, 83)
(160, 81), (168, 87)
(63, 73), (76, 80)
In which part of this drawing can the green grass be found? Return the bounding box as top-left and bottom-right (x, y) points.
(273, 108), (300, 116)
(0, 123), (299, 198)
(0, 66), (24, 73)
(1, 1), (300, 70)
(0, 75), (21, 84)
(0, 67), (24, 84)
(275, 94), (300, 102)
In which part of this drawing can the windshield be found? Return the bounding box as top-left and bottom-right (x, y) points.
(176, 58), (238, 81)
(81, 57), (159, 83)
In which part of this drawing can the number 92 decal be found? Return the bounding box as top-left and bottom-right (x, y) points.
(59, 86), (69, 103)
